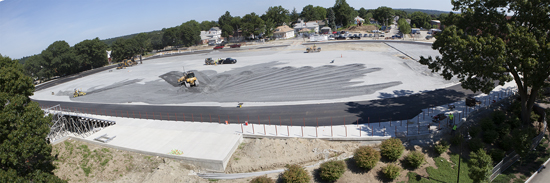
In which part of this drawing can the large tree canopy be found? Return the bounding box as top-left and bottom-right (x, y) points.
(373, 6), (394, 26)
(0, 54), (64, 182)
(332, 0), (356, 27)
(263, 6), (290, 27)
(41, 41), (80, 78)
(301, 5), (327, 22)
(409, 11), (432, 28)
(241, 12), (265, 39)
(73, 38), (108, 70)
(419, 0), (550, 125)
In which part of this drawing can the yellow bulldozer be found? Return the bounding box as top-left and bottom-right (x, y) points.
(73, 89), (86, 98)
(306, 44), (321, 53)
(178, 71), (199, 87)
(116, 58), (138, 69)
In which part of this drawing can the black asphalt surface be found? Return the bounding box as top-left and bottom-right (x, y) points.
(33, 42), (480, 126)
(34, 83), (478, 126)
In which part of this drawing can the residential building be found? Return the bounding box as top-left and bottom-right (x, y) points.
(273, 25), (295, 39)
(354, 16), (365, 25)
(430, 20), (441, 29)
(200, 27), (222, 45)
(293, 20), (319, 33)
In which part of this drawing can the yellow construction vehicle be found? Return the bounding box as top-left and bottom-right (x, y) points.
(205, 57), (216, 65)
(73, 89), (86, 98)
(177, 70), (199, 87)
(116, 59), (129, 69)
(306, 44), (321, 53)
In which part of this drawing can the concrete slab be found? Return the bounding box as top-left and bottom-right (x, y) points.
(82, 115), (243, 172)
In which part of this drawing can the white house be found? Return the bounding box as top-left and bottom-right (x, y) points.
(273, 25), (295, 39)
(354, 16), (365, 24)
(200, 27), (222, 45)
(293, 20), (319, 33)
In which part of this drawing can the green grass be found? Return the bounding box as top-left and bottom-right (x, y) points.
(407, 154), (473, 183)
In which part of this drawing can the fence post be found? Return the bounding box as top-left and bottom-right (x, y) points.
(360, 126), (362, 137)
(345, 125), (347, 137)
(316, 126), (318, 137)
(241, 123), (243, 133)
(252, 124), (255, 134)
(264, 124), (266, 135)
(275, 125), (278, 136)
(301, 126), (303, 137)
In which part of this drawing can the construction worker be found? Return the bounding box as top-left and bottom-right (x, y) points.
(449, 113), (454, 127)
(452, 125), (457, 135)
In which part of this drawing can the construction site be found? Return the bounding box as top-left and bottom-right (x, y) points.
(32, 40), (519, 182)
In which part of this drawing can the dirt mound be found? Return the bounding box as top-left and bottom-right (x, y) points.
(344, 25), (378, 33)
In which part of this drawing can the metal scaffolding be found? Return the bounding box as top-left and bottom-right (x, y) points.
(43, 104), (116, 143)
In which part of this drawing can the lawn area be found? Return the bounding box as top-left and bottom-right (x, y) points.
(407, 154), (473, 183)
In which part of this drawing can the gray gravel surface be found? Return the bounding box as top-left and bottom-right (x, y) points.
(72, 62), (402, 104)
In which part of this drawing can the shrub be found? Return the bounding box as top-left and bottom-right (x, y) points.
(319, 160), (346, 181)
(380, 138), (405, 161)
(451, 133), (464, 146)
(469, 126), (481, 138)
(468, 138), (485, 152)
(406, 151), (425, 169)
(506, 117), (521, 129)
(483, 130), (499, 144)
(497, 123), (511, 137)
(434, 140), (450, 155)
(469, 149), (493, 183)
(531, 111), (540, 123)
(354, 146), (380, 169)
(281, 164), (310, 183)
(498, 135), (513, 151)
(489, 149), (505, 163)
(492, 111), (507, 125)
(480, 118), (495, 131)
(382, 163), (401, 180)
(250, 176), (274, 183)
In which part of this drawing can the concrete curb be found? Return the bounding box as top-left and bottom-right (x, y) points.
(525, 153), (550, 183)
(302, 40), (433, 46)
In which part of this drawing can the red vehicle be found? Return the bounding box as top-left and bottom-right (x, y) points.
(229, 44), (241, 48)
(213, 45), (224, 50)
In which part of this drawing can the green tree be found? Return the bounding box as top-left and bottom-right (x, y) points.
(468, 149), (492, 183)
(263, 19), (276, 37)
(398, 18), (411, 35)
(394, 10), (408, 19)
(409, 11), (431, 29)
(241, 12), (264, 39)
(263, 6), (290, 27)
(373, 6), (394, 26)
(333, 0), (355, 27)
(289, 7), (300, 24)
(22, 54), (44, 80)
(74, 37), (108, 70)
(178, 20), (201, 46)
(358, 7), (368, 19)
(111, 38), (139, 62)
(218, 11), (233, 37)
(161, 27), (178, 47)
(41, 41), (80, 78)
(199, 20), (218, 31)
(512, 128), (536, 165)
(132, 33), (152, 54)
(230, 16), (242, 34)
(301, 5), (327, 22)
(150, 32), (164, 50)
(0, 54), (65, 182)
(419, 0), (550, 125)
(327, 8), (336, 31)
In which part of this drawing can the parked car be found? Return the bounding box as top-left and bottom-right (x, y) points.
(229, 44), (241, 48)
(335, 35), (347, 40)
(349, 34), (361, 39)
(219, 58), (237, 64)
(213, 45), (224, 50)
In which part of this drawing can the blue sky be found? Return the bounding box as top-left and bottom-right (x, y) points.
(0, 0), (454, 59)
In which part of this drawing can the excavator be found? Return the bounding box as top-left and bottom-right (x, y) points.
(306, 44), (321, 53)
(73, 89), (86, 98)
(177, 67), (199, 87)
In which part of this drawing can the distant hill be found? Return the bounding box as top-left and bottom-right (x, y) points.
(394, 9), (456, 16)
